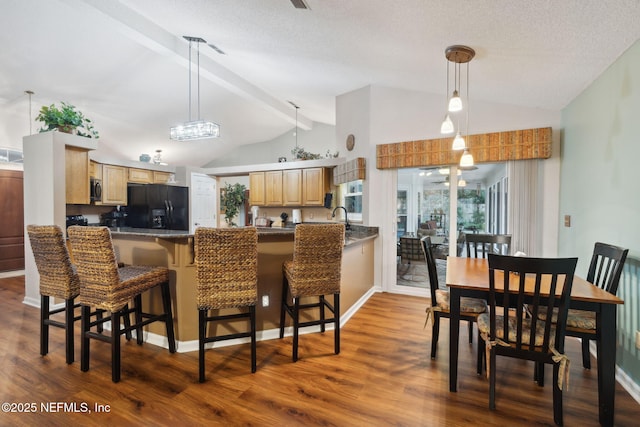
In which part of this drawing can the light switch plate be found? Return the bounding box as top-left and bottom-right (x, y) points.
(564, 215), (571, 227)
(262, 295), (269, 307)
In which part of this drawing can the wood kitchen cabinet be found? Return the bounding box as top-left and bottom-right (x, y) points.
(128, 167), (153, 184)
(153, 171), (171, 183)
(89, 160), (102, 180)
(249, 172), (266, 206)
(100, 164), (127, 205)
(282, 169), (302, 206)
(265, 170), (283, 206)
(65, 146), (90, 204)
(302, 167), (330, 206)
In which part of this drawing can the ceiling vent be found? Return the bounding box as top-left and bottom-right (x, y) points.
(290, 0), (310, 9)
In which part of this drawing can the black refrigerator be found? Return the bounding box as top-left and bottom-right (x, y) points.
(126, 184), (189, 230)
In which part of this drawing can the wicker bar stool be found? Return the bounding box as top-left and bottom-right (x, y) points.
(67, 226), (176, 383)
(195, 227), (258, 382)
(27, 225), (81, 364)
(279, 223), (345, 362)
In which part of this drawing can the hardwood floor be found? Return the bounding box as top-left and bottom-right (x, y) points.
(1, 275), (638, 426)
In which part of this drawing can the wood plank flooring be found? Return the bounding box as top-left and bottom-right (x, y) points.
(0, 275), (638, 426)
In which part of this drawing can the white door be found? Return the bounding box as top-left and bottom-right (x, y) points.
(190, 172), (217, 232)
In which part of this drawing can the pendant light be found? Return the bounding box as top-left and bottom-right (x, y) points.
(170, 36), (220, 141)
(460, 149), (474, 167)
(452, 132), (465, 150)
(440, 60), (454, 134)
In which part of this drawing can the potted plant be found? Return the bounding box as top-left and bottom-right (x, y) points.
(36, 102), (100, 138)
(221, 183), (247, 226)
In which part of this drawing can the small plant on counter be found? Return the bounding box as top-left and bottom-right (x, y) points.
(36, 102), (100, 138)
(221, 183), (247, 226)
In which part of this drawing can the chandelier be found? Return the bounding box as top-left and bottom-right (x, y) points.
(170, 36), (220, 141)
(440, 45), (475, 167)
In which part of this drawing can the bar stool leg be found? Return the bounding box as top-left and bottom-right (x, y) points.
(111, 311), (122, 383)
(40, 295), (49, 357)
(250, 305), (257, 373)
(198, 309), (207, 383)
(319, 295), (326, 333)
(279, 277), (288, 339)
(80, 305), (91, 372)
(292, 297), (300, 362)
(64, 298), (75, 364)
(334, 293), (340, 355)
(134, 295), (144, 345)
(161, 282), (176, 353)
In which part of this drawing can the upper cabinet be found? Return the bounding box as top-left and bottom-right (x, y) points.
(153, 171), (171, 184)
(65, 146), (90, 204)
(302, 168), (330, 206)
(100, 164), (127, 206)
(128, 167), (153, 184)
(249, 167), (330, 207)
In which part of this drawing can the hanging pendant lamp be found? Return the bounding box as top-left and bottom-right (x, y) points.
(170, 36), (220, 141)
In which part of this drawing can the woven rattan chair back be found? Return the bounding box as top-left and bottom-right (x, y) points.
(195, 227), (258, 310)
(27, 225), (79, 299)
(288, 223), (345, 298)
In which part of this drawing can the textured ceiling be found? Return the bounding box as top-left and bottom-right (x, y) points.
(1, 0), (639, 167)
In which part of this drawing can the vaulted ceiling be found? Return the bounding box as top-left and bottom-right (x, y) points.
(2, 0), (639, 167)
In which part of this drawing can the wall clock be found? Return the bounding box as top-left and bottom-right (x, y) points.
(346, 134), (355, 151)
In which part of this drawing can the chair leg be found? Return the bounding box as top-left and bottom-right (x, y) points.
(279, 276), (288, 339)
(64, 298), (75, 364)
(134, 295), (144, 345)
(250, 305), (257, 373)
(319, 295), (326, 333)
(537, 362), (545, 387)
(552, 363), (564, 425)
(198, 309), (207, 383)
(334, 293), (340, 355)
(430, 313), (440, 359)
(40, 295), (49, 357)
(489, 348), (497, 410)
(581, 338), (591, 369)
(111, 311), (122, 383)
(468, 320), (473, 344)
(161, 282), (176, 353)
(292, 297), (300, 362)
(122, 305), (132, 341)
(80, 305), (91, 372)
(477, 329), (483, 375)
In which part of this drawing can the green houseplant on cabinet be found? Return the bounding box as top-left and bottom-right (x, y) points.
(221, 183), (247, 227)
(36, 102), (99, 138)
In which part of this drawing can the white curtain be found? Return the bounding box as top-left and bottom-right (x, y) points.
(507, 159), (541, 256)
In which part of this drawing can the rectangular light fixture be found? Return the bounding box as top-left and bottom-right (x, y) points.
(170, 120), (220, 141)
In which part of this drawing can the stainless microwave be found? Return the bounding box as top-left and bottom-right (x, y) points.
(90, 178), (102, 202)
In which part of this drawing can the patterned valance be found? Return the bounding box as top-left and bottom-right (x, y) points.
(376, 127), (552, 169)
(333, 157), (366, 184)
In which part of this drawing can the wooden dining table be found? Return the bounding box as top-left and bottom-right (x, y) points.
(446, 256), (624, 427)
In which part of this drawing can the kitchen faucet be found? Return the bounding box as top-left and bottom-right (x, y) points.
(331, 206), (351, 231)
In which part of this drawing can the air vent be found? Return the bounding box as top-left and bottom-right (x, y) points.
(290, 0), (310, 9)
(208, 43), (226, 55)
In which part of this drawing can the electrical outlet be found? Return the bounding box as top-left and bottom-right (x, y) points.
(636, 331), (640, 350)
(309, 212), (314, 219)
(262, 295), (269, 307)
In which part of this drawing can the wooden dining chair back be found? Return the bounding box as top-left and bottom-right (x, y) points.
(27, 225), (80, 364)
(465, 233), (511, 258)
(572, 242), (628, 369)
(421, 237), (485, 370)
(478, 254), (577, 425)
(279, 223), (344, 362)
(194, 227), (258, 382)
(67, 226), (176, 383)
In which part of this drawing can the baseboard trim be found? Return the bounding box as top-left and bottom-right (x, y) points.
(587, 340), (640, 404)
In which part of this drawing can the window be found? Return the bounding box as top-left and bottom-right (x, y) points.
(341, 180), (362, 222)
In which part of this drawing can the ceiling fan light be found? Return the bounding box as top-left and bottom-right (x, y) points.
(460, 149), (474, 167)
(452, 132), (466, 150)
(440, 114), (454, 134)
(448, 90), (462, 112)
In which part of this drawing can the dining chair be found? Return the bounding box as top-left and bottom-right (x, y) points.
(465, 233), (511, 258)
(478, 254), (577, 426)
(194, 227), (258, 382)
(68, 226), (176, 383)
(421, 237), (485, 372)
(279, 223), (344, 362)
(399, 235), (423, 264)
(536, 242), (628, 373)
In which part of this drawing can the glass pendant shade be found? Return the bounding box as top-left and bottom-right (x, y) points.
(458, 178), (467, 187)
(460, 149), (474, 167)
(448, 90), (462, 112)
(171, 120), (220, 141)
(452, 132), (466, 150)
(440, 114), (454, 134)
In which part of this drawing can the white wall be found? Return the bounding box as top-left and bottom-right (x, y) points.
(559, 39), (640, 385)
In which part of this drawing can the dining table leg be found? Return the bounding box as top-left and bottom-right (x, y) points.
(449, 287), (461, 392)
(597, 303), (616, 426)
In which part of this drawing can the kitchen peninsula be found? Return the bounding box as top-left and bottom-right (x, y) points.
(108, 224), (377, 349)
